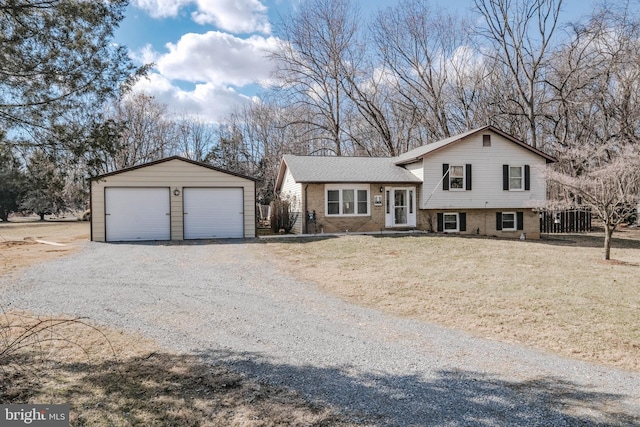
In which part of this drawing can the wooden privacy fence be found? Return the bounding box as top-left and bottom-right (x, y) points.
(539, 208), (592, 233)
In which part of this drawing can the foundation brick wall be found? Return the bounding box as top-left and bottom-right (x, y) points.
(417, 209), (540, 239)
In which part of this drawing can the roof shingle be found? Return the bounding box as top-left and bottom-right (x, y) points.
(282, 155), (421, 183)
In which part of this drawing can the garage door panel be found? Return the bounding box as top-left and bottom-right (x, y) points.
(105, 188), (170, 242)
(184, 188), (243, 239)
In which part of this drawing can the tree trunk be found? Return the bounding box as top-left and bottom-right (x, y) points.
(603, 224), (615, 260)
(39, 212), (46, 221)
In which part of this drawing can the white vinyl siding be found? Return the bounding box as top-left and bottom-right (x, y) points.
(183, 188), (243, 239)
(404, 160), (424, 181)
(105, 187), (170, 241)
(420, 132), (546, 210)
(279, 167), (304, 233)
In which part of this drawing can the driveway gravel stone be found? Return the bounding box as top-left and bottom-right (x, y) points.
(2, 241), (640, 426)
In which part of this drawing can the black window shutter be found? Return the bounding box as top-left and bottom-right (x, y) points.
(459, 213), (467, 231)
(517, 211), (524, 230)
(524, 165), (530, 190)
(442, 164), (449, 190)
(437, 213), (443, 232)
(466, 164), (472, 190)
(503, 165), (509, 190)
(496, 212), (503, 230)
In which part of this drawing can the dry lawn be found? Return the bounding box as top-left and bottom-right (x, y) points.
(0, 311), (350, 426)
(260, 227), (640, 372)
(0, 219), (89, 276)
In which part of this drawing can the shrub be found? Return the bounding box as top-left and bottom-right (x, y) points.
(270, 196), (299, 234)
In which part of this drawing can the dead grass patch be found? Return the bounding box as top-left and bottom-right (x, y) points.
(0, 220), (89, 276)
(0, 310), (354, 426)
(258, 232), (640, 372)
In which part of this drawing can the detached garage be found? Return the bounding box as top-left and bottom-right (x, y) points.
(90, 156), (257, 242)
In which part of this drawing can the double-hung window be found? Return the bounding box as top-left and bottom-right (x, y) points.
(496, 211), (524, 231)
(326, 185), (369, 216)
(501, 212), (516, 230)
(509, 166), (523, 190)
(443, 164), (472, 191)
(503, 164), (530, 191)
(444, 213), (459, 232)
(449, 166), (464, 190)
(437, 212), (467, 232)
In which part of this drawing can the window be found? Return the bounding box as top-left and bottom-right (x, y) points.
(496, 211), (524, 231)
(327, 190), (340, 215)
(449, 166), (464, 190)
(503, 165), (530, 191)
(444, 213), (459, 232)
(437, 212), (467, 233)
(443, 164), (472, 191)
(502, 212), (516, 230)
(509, 166), (523, 190)
(483, 134), (491, 147)
(358, 189), (368, 214)
(325, 185), (369, 216)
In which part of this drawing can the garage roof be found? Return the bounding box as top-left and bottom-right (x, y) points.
(91, 156), (259, 181)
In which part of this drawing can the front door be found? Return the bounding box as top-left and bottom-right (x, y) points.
(385, 187), (416, 227)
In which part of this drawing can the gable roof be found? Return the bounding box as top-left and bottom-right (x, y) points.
(394, 125), (556, 165)
(90, 156), (259, 182)
(275, 154), (421, 190)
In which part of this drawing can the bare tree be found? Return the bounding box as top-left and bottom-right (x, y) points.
(271, 0), (361, 155)
(174, 114), (216, 162)
(547, 143), (640, 260)
(546, 5), (640, 153)
(372, 0), (471, 142)
(474, 0), (563, 149)
(88, 93), (177, 173)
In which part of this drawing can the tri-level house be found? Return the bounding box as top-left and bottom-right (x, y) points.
(275, 125), (556, 239)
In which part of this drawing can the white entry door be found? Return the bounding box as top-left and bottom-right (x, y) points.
(105, 187), (171, 242)
(385, 187), (417, 227)
(183, 187), (244, 239)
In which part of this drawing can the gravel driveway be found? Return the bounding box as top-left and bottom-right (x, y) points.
(2, 241), (640, 426)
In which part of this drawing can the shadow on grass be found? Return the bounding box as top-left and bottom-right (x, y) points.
(4, 348), (637, 426)
(537, 232), (640, 250)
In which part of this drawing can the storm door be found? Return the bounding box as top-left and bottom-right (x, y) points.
(385, 187), (416, 227)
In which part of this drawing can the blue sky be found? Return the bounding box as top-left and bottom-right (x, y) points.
(113, 0), (627, 123)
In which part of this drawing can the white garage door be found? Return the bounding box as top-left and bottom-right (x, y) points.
(105, 188), (171, 242)
(183, 187), (244, 239)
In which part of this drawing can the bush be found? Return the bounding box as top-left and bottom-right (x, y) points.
(270, 197), (299, 234)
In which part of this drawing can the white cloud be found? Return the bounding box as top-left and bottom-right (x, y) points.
(126, 1), (279, 123)
(156, 31), (279, 87)
(131, 0), (189, 19)
(131, 0), (271, 34)
(132, 73), (255, 122)
(191, 0), (271, 34)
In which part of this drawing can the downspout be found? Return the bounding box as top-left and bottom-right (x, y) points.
(89, 178), (93, 241)
(303, 184), (308, 234)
